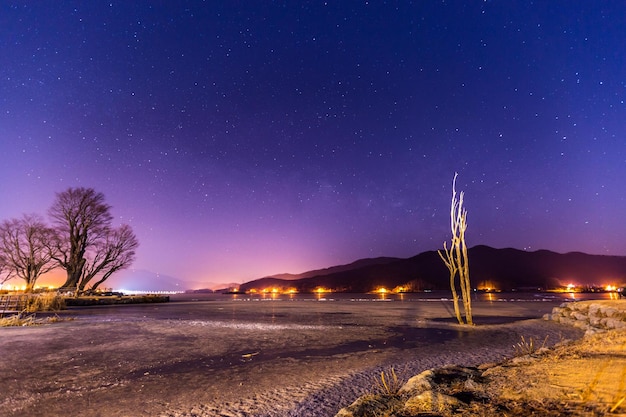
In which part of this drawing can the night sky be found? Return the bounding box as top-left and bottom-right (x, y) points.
(1, 2), (625, 288)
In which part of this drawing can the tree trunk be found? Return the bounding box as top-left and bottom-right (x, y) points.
(61, 258), (85, 289)
(459, 235), (473, 325)
(438, 243), (463, 325)
(449, 271), (463, 325)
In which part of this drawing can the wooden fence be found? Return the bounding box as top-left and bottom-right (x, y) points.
(0, 294), (29, 317)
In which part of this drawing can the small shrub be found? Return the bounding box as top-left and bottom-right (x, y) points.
(513, 335), (548, 356)
(373, 367), (404, 396)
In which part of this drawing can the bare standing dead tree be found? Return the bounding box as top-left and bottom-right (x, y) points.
(0, 214), (58, 292)
(438, 173), (473, 325)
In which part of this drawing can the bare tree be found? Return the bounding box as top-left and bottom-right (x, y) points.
(78, 224), (139, 291)
(0, 252), (14, 288)
(0, 214), (58, 292)
(49, 187), (113, 289)
(438, 173), (473, 325)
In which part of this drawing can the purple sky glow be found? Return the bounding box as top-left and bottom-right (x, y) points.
(1, 2), (625, 288)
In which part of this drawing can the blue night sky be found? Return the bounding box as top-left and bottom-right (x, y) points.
(1, 1), (625, 287)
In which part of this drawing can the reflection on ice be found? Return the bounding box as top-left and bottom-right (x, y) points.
(187, 320), (329, 331)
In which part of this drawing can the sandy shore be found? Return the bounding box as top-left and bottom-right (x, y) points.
(271, 319), (582, 417)
(0, 299), (584, 417)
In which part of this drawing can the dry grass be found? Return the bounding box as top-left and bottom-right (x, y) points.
(512, 334), (549, 356)
(0, 311), (74, 327)
(0, 312), (36, 326)
(25, 292), (66, 312)
(372, 367), (404, 396)
(47, 314), (74, 323)
(484, 329), (626, 416)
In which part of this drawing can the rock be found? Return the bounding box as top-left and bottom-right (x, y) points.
(571, 311), (588, 322)
(573, 303), (589, 312)
(509, 356), (538, 366)
(463, 377), (481, 391)
(557, 317), (576, 326)
(477, 362), (499, 370)
(548, 301), (626, 334)
(604, 317), (626, 329)
(403, 390), (463, 414)
(535, 347), (550, 355)
(334, 408), (353, 417)
(585, 328), (602, 337)
(398, 369), (434, 395)
(588, 304), (602, 316)
(334, 394), (403, 417)
(589, 314), (603, 327)
(601, 306), (619, 317)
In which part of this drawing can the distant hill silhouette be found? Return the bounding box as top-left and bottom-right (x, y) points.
(269, 257), (400, 280)
(239, 246), (626, 293)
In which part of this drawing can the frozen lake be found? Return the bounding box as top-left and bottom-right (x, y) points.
(168, 289), (620, 303)
(1, 294), (590, 417)
(60, 290), (593, 327)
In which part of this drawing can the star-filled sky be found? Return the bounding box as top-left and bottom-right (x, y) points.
(1, 1), (625, 287)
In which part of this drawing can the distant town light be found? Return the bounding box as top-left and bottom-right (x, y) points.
(116, 289), (184, 295)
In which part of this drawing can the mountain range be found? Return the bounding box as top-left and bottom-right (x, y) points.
(238, 245), (626, 293)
